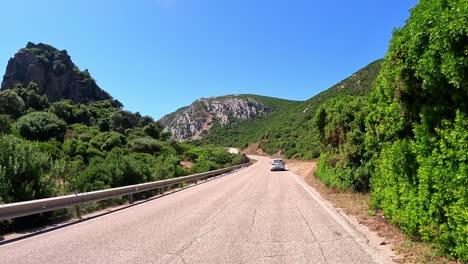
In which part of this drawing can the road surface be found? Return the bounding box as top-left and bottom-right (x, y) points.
(0, 156), (385, 264)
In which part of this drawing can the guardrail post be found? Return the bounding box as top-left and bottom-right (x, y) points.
(128, 194), (134, 204)
(75, 205), (81, 218)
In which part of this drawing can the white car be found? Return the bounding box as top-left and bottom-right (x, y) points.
(270, 159), (286, 171)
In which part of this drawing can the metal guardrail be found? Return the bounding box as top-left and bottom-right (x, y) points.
(0, 162), (252, 221)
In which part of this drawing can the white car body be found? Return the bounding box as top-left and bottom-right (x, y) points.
(270, 159), (286, 171)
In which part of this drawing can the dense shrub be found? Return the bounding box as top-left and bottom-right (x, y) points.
(191, 160), (219, 174)
(365, 0), (468, 260)
(128, 137), (163, 154)
(153, 153), (185, 180)
(143, 122), (163, 139)
(109, 110), (139, 133)
(17, 112), (66, 141)
(0, 135), (57, 203)
(312, 96), (371, 191)
(89, 131), (126, 151)
(77, 150), (185, 192)
(0, 114), (11, 134)
(231, 153), (250, 165)
(0, 90), (25, 118)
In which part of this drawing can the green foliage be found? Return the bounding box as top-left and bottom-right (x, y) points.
(128, 137), (164, 155)
(415, 113), (468, 259)
(0, 114), (11, 134)
(231, 153), (250, 165)
(12, 83), (50, 111)
(190, 160), (219, 174)
(153, 153), (186, 180)
(35, 139), (63, 160)
(313, 96), (371, 191)
(89, 131), (127, 151)
(49, 100), (91, 125)
(365, 0), (468, 260)
(0, 89), (25, 118)
(187, 145), (236, 173)
(17, 111), (66, 141)
(144, 122), (164, 139)
(109, 110), (139, 133)
(0, 135), (57, 203)
(76, 149), (185, 192)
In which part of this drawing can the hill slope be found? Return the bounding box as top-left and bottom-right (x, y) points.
(161, 59), (382, 158)
(160, 95), (299, 141)
(1, 42), (112, 103)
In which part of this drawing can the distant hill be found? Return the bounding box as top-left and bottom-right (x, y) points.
(161, 59), (382, 159)
(160, 95), (299, 141)
(1, 42), (112, 103)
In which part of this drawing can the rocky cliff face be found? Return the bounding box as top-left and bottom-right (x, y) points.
(160, 96), (271, 141)
(1, 42), (112, 103)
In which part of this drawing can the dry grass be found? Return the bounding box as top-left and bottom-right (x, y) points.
(287, 159), (461, 264)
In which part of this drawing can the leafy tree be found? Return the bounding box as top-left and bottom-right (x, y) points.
(109, 110), (139, 133)
(17, 112), (66, 141)
(144, 122), (164, 139)
(127, 137), (163, 155)
(0, 90), (25, 118)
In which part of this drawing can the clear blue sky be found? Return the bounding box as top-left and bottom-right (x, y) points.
(0, 0), (418, 119)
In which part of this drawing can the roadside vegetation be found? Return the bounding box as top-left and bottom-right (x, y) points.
(313, 0), (468, 261)
(0, 83), (249, 233)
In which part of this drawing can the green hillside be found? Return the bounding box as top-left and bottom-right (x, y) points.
(199, 94), (301, 147)
(201, 59), (382, 159)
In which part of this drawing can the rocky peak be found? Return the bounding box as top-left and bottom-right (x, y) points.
(160, 96), (272, 141)
(1, 42), (112, 103)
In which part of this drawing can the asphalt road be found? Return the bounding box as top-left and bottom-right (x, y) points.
(0, 156), (385, 264)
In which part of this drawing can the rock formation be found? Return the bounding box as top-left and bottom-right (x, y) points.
(160, 96), (271, 141)
(1, 42), (112, 103)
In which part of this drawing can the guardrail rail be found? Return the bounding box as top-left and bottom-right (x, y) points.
(0, 162), (252, 221)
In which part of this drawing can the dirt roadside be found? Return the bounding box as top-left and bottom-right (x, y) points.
(286, 159), (460, 264)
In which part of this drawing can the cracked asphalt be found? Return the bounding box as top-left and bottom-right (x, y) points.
(0, 156), (383, 264)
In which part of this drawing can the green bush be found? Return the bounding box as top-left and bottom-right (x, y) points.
(0, 135), (57, 203)
(153, 153), (185, 180)
(128, 137), (163, 155)
(35, 139), (63, 160)
(17, 112), (66, 141)
(89, 131), (126, 151)
(365, 0), (468, 260)
(231, 153), (250, 165)
(0, 114), (11, 134)
(0, 90), (25, 118)
(191, 160), (219, 174)
(77, 149), (180, 192)
(144, 122), (163, 139)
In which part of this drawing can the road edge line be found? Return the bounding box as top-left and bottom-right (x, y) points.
(289, 171), (390, 264)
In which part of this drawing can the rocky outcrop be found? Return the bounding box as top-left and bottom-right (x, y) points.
(160, 96), (271, 141)
(1, 42), (112, 103)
